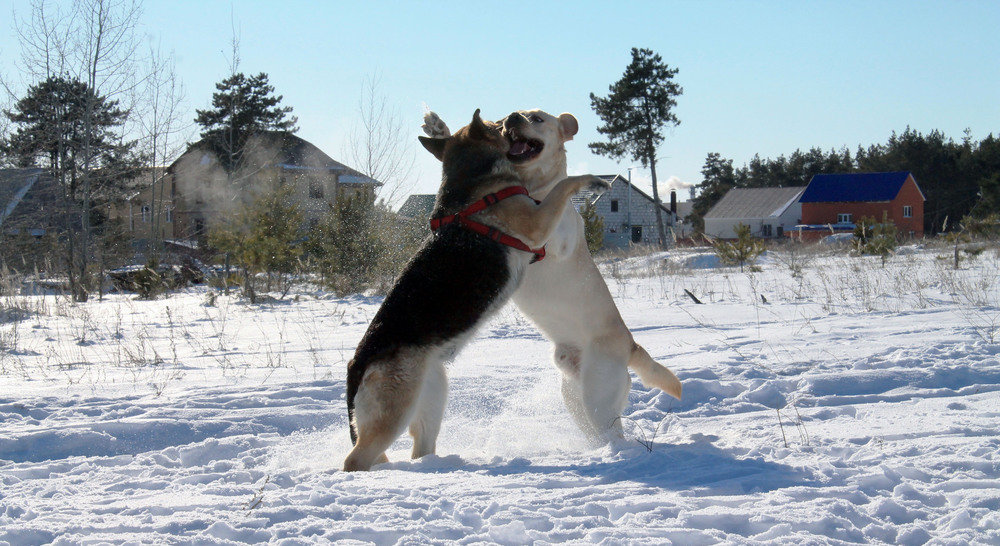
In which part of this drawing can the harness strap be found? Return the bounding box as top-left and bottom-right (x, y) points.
(430, 186), (546, 263)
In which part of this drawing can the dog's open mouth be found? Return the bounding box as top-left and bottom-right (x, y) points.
(506, 137), (543, 163)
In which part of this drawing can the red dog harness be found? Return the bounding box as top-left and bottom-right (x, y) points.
(429, 186), (546, 263)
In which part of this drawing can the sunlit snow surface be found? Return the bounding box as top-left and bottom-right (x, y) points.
(1, 245), (999, 544)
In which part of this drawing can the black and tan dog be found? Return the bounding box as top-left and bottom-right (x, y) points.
(343, 110), (609, 471)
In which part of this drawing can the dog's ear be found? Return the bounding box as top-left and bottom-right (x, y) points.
(419, 136), (448, 161)
(468, 108), (488, 141)
(558, 113), (578, 141)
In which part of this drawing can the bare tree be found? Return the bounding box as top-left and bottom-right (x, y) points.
(7, 0), (144, 301)
(135, 41), (188, 260)
(12, 0), (74, 83)
(73, 0), (143, 300)
(344, 74), (416, 205)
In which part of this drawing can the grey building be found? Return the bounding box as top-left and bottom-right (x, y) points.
(704, 187), (805, 239)
(575, 174), (688, 249)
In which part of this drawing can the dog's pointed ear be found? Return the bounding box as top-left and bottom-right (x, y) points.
(468, 108), (488, 141)
(558, 113), (578, 141)
(419, 136), (448, 161)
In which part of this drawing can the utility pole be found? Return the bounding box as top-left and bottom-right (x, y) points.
(626, 167), (634, 245)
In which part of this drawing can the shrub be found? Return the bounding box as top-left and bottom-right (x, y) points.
(208, 186), (304, 303)
(134, 261), (167, 300)
(580, 200), (605, 254)
(853, 214), (897, 265)
(712, 223), (765, 272)
(305, 194), (423, 295)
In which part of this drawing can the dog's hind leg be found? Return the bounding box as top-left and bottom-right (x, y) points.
(553, 344), (597, 437)
(560, 375), (598, 438)
(579, 344), (631, 440)
(344, 362), (423, 471)
(409, 358), (447, 459)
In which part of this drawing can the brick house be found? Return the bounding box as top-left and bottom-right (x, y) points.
(796, 171), (925, 240)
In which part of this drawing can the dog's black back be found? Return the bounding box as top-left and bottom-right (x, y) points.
(347, 134), (518, 443)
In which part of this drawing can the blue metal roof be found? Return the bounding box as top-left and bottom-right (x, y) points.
(799, 171), (912, 203)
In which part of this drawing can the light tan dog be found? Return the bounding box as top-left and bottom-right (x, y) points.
(423, 109), (681, 440)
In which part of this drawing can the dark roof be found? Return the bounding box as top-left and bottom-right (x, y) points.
(800, 171), (917, 203)
(180, 132), (381, 186)
(705, 187), (805, 219)
(0, 168), (45, 227)
(398, 194), (436, 219)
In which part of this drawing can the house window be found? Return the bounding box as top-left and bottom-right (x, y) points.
(141, 205), (151, 223)
(309, 179), (324, 199)
(166, 207), (173, 223)
(837, 213), (852, 224)
(761, 224), (772, 237)
(903, 206), (912, 218)
(631, 226), (642, 243)
(610, 200), (619, 212)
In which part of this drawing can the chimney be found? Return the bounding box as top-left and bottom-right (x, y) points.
(670, 189), (677, 214)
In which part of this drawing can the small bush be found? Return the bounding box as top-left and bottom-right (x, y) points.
(208, 186), (304, 303)
(853, 214), (897, 265)
(304, 194), (423, 295)
(580, 201), (605, 254)
(133, 261), (168, 300)
(713, 223), (765, 272)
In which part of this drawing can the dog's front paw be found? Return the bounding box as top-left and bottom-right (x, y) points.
(422, 111), (451, 138)
(587, 176), (612, 195)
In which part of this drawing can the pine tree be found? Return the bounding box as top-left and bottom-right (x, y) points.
(690, 152), (737, 232)
(712, 223), (765, 272)
(590, 48), (682, 248)
(580, 200), (605, 253)
(3, 76), (140, 299)
(208, 185), (303, 303)
(194, 72), (298, 171)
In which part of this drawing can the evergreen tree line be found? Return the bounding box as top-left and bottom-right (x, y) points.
(689, 128), (1000, 235)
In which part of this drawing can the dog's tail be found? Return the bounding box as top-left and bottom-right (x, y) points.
(346, 357), (363, 445)
(628, 343), (682, 400)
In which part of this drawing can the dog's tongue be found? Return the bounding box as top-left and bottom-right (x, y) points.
(509, 141), (531, 156)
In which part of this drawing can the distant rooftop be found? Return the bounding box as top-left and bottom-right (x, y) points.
(706, 186), (805, 219)
(181, 131), (381, 186)
(800, 171), (916, 203)
(0, 168), (46, 227)
(398, 194), (436, 220)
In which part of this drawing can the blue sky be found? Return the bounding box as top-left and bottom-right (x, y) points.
(2, 1), (999, 205)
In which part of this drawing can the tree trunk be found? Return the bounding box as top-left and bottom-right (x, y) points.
(647, 144), (668, 248)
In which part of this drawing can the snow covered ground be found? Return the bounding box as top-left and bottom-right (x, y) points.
(1, 244), (999, 544)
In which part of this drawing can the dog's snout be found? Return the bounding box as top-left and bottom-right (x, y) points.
(502, 112), (525, 131)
